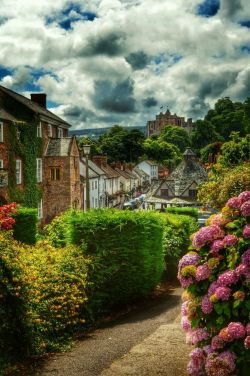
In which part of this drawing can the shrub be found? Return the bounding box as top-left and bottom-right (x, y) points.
(44, 211), (71, 247)
(166, 207), (198, 219)
(67, 209), (165, 317)
(178, 191), (250, 376)
(13, 207), (38, 244)
(0, 234), (89, 367)
(0, 202), (17, 230)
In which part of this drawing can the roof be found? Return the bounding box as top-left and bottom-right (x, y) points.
(80, 159), (99, 179)
(183, 147), (196, 156)
(45, 138), (73, 156)
(87, 159), (106, 176)
(0, 108), (19, 122)
(143, 160), (158, 166)
(100, 164), (120, 178)
(133, 167), (150, 178)
(114, 168), (132, 179)
(0, 85), (71, 128)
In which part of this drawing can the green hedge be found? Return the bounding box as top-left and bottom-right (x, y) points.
(165, 206), (198, 219)
(67, 209), (165, 317)
(13, 207), (38, 244)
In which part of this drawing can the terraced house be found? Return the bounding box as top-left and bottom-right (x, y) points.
(0, 85), (82, 223)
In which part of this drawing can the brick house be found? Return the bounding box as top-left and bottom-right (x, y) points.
(0, 84), (82, 223)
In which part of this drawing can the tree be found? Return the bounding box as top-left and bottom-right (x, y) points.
(159, 125), (190, 152)
(78, 136), (101, 156)
(190, 119), (222, 153)
(218, 133), (250, 167)
(200, 142), (223, 164)
(143, 138), (182, 169)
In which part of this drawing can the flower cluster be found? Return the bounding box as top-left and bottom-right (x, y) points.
(0, 202), (17, 230)
(179, 191), (250, 376)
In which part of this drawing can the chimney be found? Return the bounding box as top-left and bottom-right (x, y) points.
(30, 93), (47, 108)
(92, 155), (107, 168)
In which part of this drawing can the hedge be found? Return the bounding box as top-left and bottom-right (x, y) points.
(166, 206), (198, 219)
(13, 207), (38, 244)
(67, 209), (165, 317)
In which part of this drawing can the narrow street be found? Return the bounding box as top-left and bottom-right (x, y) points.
(20, 287), (189, 376)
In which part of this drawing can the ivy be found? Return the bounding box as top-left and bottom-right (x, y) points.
(7, 118), (43, 207)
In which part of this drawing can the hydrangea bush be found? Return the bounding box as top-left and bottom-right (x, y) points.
(178, 191), (250, 376)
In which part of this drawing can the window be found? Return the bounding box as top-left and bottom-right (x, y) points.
(95, 180), (97, 189)
(48, 124), (52, 137)
(37, 122), (42, 137)
(0, 122), (3, 142)
(161, 189), (168, 196)
(92, 197), (94, 208)
(91, 181), (94, 190)
(58, 128), (63, 138)
(38, 199), (43, 219)
(0, 159), (3, 169)
(189, 189), (197, 198)
(50, 167), (60, 181)
(36, 158), (42, 182)
(16, 160), (22, 184)
(95, 198), (98, 208)
(109, 180), (112, 188)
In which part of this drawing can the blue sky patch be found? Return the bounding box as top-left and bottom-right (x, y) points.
(47, 100), (59, 108)
(0, 65), (13, 79)
(46, 3), (97, 30)
(241, 45), (250, 54)
(240, 20), (250, 28)
(197, 0), (220, 17)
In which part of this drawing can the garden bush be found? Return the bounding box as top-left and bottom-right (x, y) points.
(67, 209), (165, 317)
(13, 207), (38, 244)
(166, 206), (198, 219)
(0, 234), (89, 369)
(178, 191), (250, 376)
(163, 214), (199, 280)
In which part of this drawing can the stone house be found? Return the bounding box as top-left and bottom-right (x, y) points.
(153, 148), (208, 207)
(147, 109), (193, 137)
(0, 84), (82, 223)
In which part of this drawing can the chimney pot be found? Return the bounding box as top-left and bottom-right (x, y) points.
(31, 93), (47, 108)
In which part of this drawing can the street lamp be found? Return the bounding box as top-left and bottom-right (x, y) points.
(83, 145), (91, 210)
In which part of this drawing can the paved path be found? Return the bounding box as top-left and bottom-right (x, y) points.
(24, 288), (189, 376)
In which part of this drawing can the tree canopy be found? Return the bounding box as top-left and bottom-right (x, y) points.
(159, 125), (190, 152)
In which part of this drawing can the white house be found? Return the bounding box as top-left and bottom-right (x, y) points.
(80, 158), (99, 209)
(135, 160), (158, 183)
(87, 159), (107, 207)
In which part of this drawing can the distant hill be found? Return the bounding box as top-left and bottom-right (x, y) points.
(69, 126), (147, 140)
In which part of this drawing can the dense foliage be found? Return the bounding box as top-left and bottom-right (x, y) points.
(178, 191), (250, 376)
(13, 207), (38, 244)
(0, 203), (17, 230)
(166, 207), (198, 219)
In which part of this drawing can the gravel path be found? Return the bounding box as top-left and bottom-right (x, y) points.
(18, 287), (189, 376)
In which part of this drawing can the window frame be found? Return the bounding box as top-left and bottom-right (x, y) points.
(189, 189), (197, 198)
(58, 127), (63, 138)
(37, 122), (42, 138)
(0, 122), (3, 142)
(38, 199), (43, 219)
(0, 159), (3, 169)
(16, 159), (22, 185)
(48, 124), (52, 137)
(36, 158), (43, 182)
(50, 167), (61, 181)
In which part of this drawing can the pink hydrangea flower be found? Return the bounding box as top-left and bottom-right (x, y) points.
(210, 239), (224, 253)
(214, 287), (231, 301)
(181, 301), (189, 316)
(243, 224), (250, 238)
(179, 253), (201, 269)
(211, 335), (224, 350)
(227, 322), (246, 339)
(217, 270), (238, 286)
(218, 328), (233, 342)
(205, 352), (235, 376)
(187, 348), (205, 376)
(201, 295), (213, 314)
(241, 248), (250, 265)
(208, 281), (219, 296)
(238, 191), (250, 203)
(236, 263), (250, 277)
(218, 351), (236, 371)
(192, 225), (224, 249)
(245, 323), (250, 335)
(210, 214), (229, 228)
(186, 328), (209, 345)
(178, 275), (193, 288)
(203, 345), (213, 355)
(181, 316), (191, 332)
(196, 263), (211, 281)
(223, 234), (238, 247)
(241, 200), (250, 216)
(244, 336), (250, 349)
(227, 197), (242, 209)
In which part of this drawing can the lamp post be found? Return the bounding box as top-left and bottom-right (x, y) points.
(83, 145), (91, 211)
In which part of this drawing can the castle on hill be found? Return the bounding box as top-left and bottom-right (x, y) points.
(147, 109), (193, 137)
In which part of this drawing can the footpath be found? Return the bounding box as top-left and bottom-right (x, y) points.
(14, 287), (189, 376)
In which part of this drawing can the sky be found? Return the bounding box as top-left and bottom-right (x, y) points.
(0, 0), (250, 130)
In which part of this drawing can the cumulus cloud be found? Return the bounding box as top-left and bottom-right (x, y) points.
(0, 0), (249, 129)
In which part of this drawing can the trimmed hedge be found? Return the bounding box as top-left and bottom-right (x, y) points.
(166, 206), (198, 219)
(67, 209), (165, 317)
(13, 207), (38, 244)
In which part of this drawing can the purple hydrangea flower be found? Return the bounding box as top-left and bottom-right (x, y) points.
(210, 240), (224, 254)
(238, 191), (250, 203)
(227, 197), (242, 209)
(205, 351), (236, 376)
(217, 270), (238, 286)
(211, 335), (224, 350)
(241, 248), (250, 265)
(243, 224), (250, 238)
(181, 301), (189, 316)
(192, 225), (224, 249)
(187, 348), (205, 376)
(181, 316), (191, 332)
(202, 345), (213, 355)
(201, 295), (213, 314)
(218, 351), (236, 371)
(196, 263), (211, 281)
(178, 275), (193, 288)
(223, 234), (238, 247)
(214, 286), (231, 301)
(208, 281), (219, 296)
(241, 200), (250, 216)
(179, 253), (201, 269)
(186, 328), (209, 345)
(227, 322), (246, 339)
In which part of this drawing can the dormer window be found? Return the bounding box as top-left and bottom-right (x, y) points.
(58, 128), (63, 138)
(37, 122), (42, 137)
(0, 122), (3, 142)
(48, 124), (52, 137)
